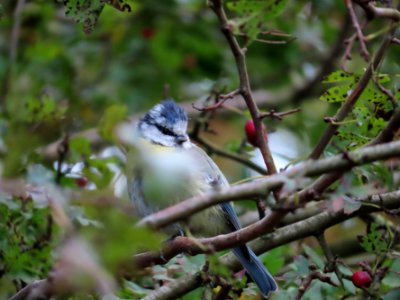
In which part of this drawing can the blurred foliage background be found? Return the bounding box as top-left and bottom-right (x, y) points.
(1, 0), (400, 299)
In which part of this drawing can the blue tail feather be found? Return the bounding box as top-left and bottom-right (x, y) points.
(232, 246), (277, 296)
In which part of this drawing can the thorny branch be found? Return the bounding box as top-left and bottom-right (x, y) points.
(259, 107), (301, 120)
(209, 0), (278, 178)
(194, 135), (268, 175)
(309, 18), (398, 159)
(355, 0), (400, 21)
(192, 89), (240, 112)
(295, 270), (338, 300)
(139, 191), (400, 299)
(8, 1), (400, 300)
(138, 139), (400, 229)
(346, 0), (370, 61)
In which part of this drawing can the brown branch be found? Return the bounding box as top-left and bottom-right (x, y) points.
(8, 279), (53, 300)
(309, 22), (397, 159)
(295, 270), (338, 300)
(221, 191), (400, 269)
(346, 0), (370, 61)
(294, 12), (352, 101)
(142, 272), (205, 300)
(38, 11), (352, 163)
(192, 89), (240, 112)
(55, 134), (70, 184)
(193, 135), (268, 175)
(342, 33), (357, 71)
(141, 190), (400, 298)
(315, 232), (344, 286)
(209, 0), (278, 178)
(259, 108), (301, 120)
(355, 1), (400, 21)
(138, 139), (400, 230)
(137, 106), (400, 269)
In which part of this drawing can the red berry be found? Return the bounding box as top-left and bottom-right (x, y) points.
(75, 177), (88, 188)
(244, 120), (267, 147)
(352, 271), (372, 288)
(141, 27), (155, 39)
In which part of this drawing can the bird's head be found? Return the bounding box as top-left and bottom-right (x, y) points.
(138, 99), (190, 147)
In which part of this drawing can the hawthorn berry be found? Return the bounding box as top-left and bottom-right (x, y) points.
(141, 27), (155, 39)
(75, 177), (88, 188)
(244, 119), (267, 147)
(352, 271), (372, 288)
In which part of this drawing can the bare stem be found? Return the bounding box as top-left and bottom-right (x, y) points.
(209, 0), (278, 178)
(309, 23), (397, 159)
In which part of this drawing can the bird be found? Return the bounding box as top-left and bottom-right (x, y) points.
(127, 99), (277, 296)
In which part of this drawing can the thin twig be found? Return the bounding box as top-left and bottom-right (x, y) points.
(259, 108), (301, 120)
(55, 134), (70, 184)
(209, 0), (278, 179)
(315, 232), (344, 287)
(295, 270), (338, 300)
(355, 1), (400, 21)
(138, 140), (400, 230)
(254, 38), (295, 45)
(309, 23), (397, 159)
(192, 89), (240, 112)
(346, 0), (370, 61)
(135, 189), (400, 271)
(193, 135), (268, 175)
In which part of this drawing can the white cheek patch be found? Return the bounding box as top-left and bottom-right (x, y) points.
(141, 123), (176, 147)
(182, 141), (192, 149)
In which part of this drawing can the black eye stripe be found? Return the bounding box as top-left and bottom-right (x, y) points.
(154, 123), (176, 136)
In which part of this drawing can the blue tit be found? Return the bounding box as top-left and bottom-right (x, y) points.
(127, 99), (277, 296)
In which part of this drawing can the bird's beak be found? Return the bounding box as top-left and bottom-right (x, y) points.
(176, 134), (189, 144)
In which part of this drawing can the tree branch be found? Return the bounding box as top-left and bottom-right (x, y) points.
(141, 190), (400, 298)
(309, 20), (397, 159)
(355, 1), (400, 21)
(138, 139), (400, 230)
(194, 135), (268, 175)
(209, 0), (278, 178)
(346, 0), (370, 60)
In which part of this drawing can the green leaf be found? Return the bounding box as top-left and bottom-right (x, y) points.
(343, 278), (356, 294)
(83, 157), (117, 189)
(227, 0), (289, 42)
(261, 245), (286, 274)
(360, 223), (390, 254)
(383, 258), (400, 288)
(228, 0), (288, 19)
(322, 71), (355, 83)
(320, 83), (353, 103)
(59, 0), (105, 34)
(99, 104), (128, 142)
(292, 255), (310, 276)
(208, 254), (231, 278)
(383, 289), (400, 300)
(70, 136), (92, 157)
(82, 204), (163, 271)
(302, 244), (324, 269)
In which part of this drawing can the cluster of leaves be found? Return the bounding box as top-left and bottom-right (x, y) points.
(227, 0), (289, 43)
(320, 70), (398, 150)
(57, 0), (136, 34)
(0, 196), (53, 295)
